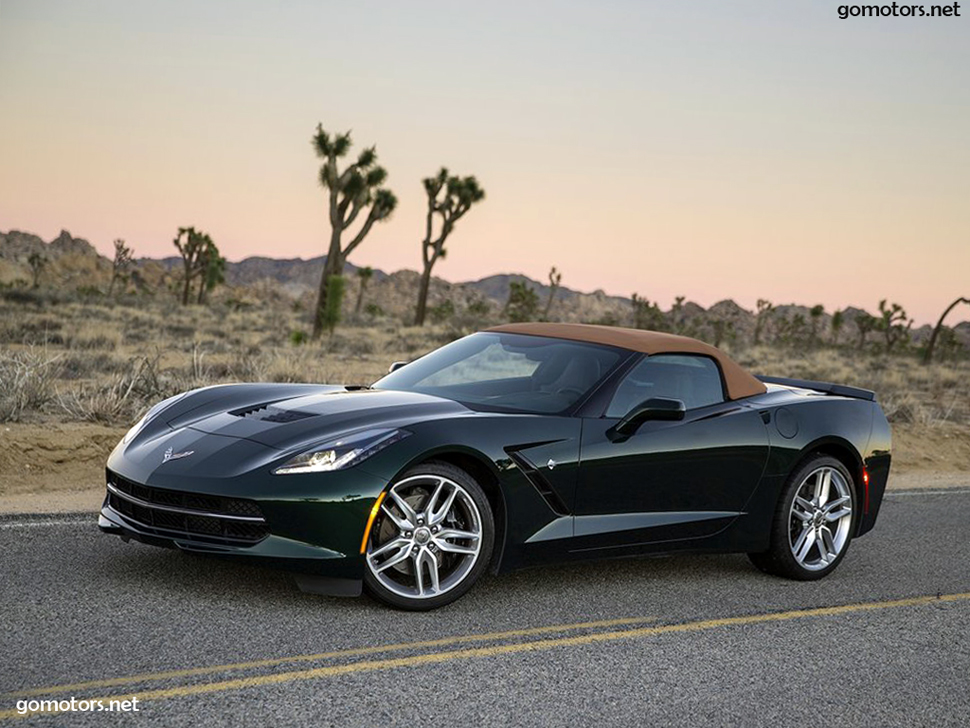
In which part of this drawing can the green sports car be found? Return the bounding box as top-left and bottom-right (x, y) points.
(100, 323), (891, 610)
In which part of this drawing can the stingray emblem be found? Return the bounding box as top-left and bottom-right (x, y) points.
(162, 447), (194, 463)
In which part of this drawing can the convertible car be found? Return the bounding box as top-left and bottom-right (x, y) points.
(100, 323), (891, 610)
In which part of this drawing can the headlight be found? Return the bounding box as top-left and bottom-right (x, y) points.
(273, 428), (410, 475)
(122, 392), (189, 444)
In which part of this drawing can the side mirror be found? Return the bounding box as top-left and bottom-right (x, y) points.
(388, 361), (409, 373)
(608, 397), (685, 440)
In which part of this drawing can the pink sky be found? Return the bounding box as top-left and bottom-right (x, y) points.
(1, 1), (967, 325)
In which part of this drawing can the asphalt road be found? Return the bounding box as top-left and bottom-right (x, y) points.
(2, 489), (969, 727)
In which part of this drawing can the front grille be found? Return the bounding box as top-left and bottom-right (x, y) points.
(105, 470), (268, 545)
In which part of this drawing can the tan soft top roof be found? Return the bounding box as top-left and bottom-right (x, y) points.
(486, 322), (766, 401)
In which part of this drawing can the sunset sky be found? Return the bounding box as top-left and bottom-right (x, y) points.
(1, 1), (967, 324)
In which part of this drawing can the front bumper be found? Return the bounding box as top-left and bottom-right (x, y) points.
(98, 460), (392, 595)
(99, 501), (366, 595)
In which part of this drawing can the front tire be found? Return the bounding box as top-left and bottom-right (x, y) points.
(363, 462), (494, 610)
(748, 455), (856, 580)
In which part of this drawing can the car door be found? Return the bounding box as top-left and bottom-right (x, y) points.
(573, 354), (770, 550)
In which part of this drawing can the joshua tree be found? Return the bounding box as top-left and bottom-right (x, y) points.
(414, 168), (485, 326)
(776, 313), (808, 347)
(320, 275), (345, 339)
(831, 309), (844, 345)
(108, 239), (134, 297)
(27, 252), (47, 289)
(631, 294), (665, 330)
(856, 312), (877, 350)
(754, 299), (774, 345)
(923, 297), (970, 364)
(173, 227), (213, 305)
(877, 299), (911, 353)
(669, 296), (699, 336)
(311, 126), (397, 339)
(809, 304), (825, 343)
(505, 281), (539, 323)
(354, 266), (374, 315)
(709, 317), (736, 348)
(196, 242), (226, 305)
(542, 267), (563, 320)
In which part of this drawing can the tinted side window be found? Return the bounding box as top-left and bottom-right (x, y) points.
(605, 355), (725, 417)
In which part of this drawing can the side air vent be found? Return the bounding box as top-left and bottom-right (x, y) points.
(230, 404), (315, 423)
(506, 450), (571, 516)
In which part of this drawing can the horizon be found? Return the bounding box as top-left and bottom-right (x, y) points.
(7, 224), (969, 328)
(1, 1), (967, 326)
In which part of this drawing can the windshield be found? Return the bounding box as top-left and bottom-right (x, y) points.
(373, 332), (624, 414)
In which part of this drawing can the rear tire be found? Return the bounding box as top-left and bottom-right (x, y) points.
(363, 461), (494, 610)
(748, 454), (856, 580)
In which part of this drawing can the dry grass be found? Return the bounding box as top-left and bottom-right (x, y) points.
(0, 298), (448, 425)
(1, 298), (968, 430)
(1, 296), (968, 501)
(0, 347), (61, 421)
(738, 345), (970, 426)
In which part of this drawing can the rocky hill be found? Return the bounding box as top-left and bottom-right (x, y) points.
(2, 228), (968, 352)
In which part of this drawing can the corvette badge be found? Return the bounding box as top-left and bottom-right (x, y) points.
(162, 447), (194, 463)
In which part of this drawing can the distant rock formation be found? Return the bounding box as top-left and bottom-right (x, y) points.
(1, 228), (967, 353)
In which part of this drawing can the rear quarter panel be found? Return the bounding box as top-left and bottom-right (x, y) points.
(734, 392), (890, 547)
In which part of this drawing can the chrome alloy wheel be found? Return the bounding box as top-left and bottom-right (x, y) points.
(788, 466), (853, 571)
(365, 474), (483, 600)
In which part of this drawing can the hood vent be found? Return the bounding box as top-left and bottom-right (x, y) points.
(230, 404), (315, 423)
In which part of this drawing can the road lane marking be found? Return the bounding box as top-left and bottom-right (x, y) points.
(884, 488), (970, 497)
(4, 592), (968, 720)
(5, 616), (656, 699)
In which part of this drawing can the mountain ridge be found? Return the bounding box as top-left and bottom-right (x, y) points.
(2, 228), (968, 350)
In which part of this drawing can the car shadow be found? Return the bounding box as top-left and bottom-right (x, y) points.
(99, 538), (764, 616)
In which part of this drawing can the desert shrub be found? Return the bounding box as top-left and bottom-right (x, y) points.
(0, 279), (30, 290)
(506, 281), (539, 323)
(587, 313), (620, 326)
(631, 294), (666, 330)
(18, 317), (64, 334)
(337, 335), (375, 356)
(231, 354), (266, 381)
(0, 317), (65, 345)
(68, 333), (118, 351)
(880, 391), (946, 426)
(75, 285), (104, 299)
(226, 297), (254, 312)
(467, 298), (491, 317)
(364, 303), (385, 317)
(428, 299), (456, 324)
(165, 324), (196, 338)
(74, 305), (113, 322)
(0, 349), (61, 421)
(56, 355), (172, 424)
(195, 338), (229, 354)
(123, 329), (151, 344)
(1, 288), (46, 306)
(57, 352), (124, 380)
(290, 330), (309, 346)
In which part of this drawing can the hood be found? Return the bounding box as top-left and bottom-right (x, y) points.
(176, 387), (469, 451)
